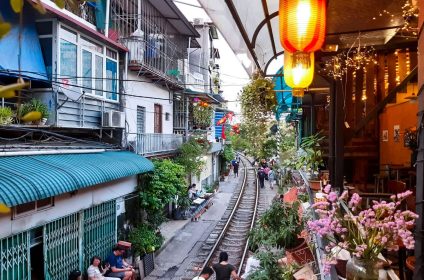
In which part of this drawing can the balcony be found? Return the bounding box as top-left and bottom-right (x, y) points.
(122, 34), (185, 88)
(60, 1), (97, 26)
(185, 72), (206, 92)
(136, 133), (184, 156)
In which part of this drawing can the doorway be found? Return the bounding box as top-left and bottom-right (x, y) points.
(30, 227), (44, 280)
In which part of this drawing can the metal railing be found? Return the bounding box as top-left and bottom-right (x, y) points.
(121, 35), (185, 84)
(136, 133), (184, 156)
(61, 1), (97, 26)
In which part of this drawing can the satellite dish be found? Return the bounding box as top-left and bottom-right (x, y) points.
(55, 78), (83, 101)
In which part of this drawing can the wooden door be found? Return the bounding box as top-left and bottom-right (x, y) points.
(154, 104), (162, 133)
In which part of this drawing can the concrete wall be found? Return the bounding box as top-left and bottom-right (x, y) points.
(124, 72), (174, 143)
(0, 176), (137, 238)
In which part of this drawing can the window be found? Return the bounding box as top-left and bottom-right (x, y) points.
(58, 25), (119, 101)
(14, 197), (54, 218)
(137, 106), (146, 134)
(60, 39), (77, 85)
(82, 50), (93, 93)
(106, 59), (118, 101)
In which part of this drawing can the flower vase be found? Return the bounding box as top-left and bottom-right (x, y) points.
(346, 257), (379, 280)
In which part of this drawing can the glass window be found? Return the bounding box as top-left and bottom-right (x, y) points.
(60, 27), (77, 43)
(95, 55), (103, 96)
(15, 201), (36, 215)
(60, 39), (77, 83)
(37, 197), (53, 209)
(82, 50), (93, 93)
(106, 59), (117, 100)
(39, 37), (53, 79)
(81, 37), (103, 53)
(106, 48), (117, 59)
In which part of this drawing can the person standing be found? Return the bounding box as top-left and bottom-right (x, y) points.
(192, 267), (214, 280)
(233, 161), (239, 178)
(268, 168), (275, 189)
(212, 252), (241, 280)
(257, 168), (266, 189)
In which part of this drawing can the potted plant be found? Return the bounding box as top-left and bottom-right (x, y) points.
(192, 101), (213, 129)
(249, 201), (314, 265)
(0, 106), (13, 125)
(129, 223), (164, 256)
(19, 98), (49, 124)
(308, 187), (418, 279)
(296, 133), (325, 191)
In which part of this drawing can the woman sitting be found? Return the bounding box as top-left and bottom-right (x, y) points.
(87, 256), (120, 280)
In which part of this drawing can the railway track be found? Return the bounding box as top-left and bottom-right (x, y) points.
(183, 155), (259, 279)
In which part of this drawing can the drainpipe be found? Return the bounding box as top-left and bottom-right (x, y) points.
(105, 0), (111, 37)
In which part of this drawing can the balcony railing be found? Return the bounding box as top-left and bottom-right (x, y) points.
(136, 133), (184, 156)
(185, 72), (206, 92)
(61, 1), (97, 26)
(122, 35), (185, 84)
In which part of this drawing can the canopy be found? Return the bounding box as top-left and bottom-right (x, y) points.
(199, 0), (409, 75)
(0, 151), (154, 207)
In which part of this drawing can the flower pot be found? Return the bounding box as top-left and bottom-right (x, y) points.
(308, 180), (321, 191)
(286, 238), (314, 265)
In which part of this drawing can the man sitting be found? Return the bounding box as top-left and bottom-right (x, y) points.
(105, 246), (135, 280)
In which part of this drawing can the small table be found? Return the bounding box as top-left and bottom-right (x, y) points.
(192, 198), (205, 205)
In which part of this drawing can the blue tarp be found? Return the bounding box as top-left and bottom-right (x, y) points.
(215, 111), (225, 139)
(0, 2), (48, 81)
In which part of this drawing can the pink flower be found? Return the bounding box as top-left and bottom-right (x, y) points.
(324, 184), (332, 194)
(327, 192), (338, 203)
(348, 193), (362, 209)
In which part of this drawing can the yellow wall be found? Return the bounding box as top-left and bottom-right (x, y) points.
(379, 100), (418, 166)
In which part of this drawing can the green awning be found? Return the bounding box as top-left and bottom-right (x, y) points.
(0, 151), (154, 207)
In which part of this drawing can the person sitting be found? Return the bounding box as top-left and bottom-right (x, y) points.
(188, 184), (198, 200)
(192, 267), (214, 280)
(105, 246), (135, 280)
(87, 256), (120, 280)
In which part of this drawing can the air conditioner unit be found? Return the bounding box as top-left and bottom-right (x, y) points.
(193, 18), (205, 26)
(103, 110), (125, 128)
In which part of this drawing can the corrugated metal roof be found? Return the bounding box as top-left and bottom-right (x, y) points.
(0, 151), (154, 207)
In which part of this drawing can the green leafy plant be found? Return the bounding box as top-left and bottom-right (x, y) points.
(296, 132), (325, 177)
(240, 73), (277, 158)
(129, 223), (164, 256)
(250, 201), (303, 250)
(18, 98), (49, 120)
(176, 138), (209, 178)
(139, 159), (187, 219)
(193, 104), (213, 128)
(247, 250), (298, 280)
(222, 144), (235, 163)
(0, 107), (13, 125)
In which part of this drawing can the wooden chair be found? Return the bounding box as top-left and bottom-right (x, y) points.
(387, 180), (407, 194)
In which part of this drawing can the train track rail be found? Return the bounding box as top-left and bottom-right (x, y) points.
(184, 155), (259, 279)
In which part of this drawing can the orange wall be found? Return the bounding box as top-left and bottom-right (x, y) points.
(379, 101), (418, 166)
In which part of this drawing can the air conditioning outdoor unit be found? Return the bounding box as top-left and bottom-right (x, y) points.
(193, 18), (205, 26)
(103, 110), (125, 128)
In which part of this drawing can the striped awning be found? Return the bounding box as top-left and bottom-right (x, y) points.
(0, 151), (154, 207)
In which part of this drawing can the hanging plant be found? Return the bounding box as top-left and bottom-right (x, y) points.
(193, 103), (213, 128)
(240, 72), (276, 158)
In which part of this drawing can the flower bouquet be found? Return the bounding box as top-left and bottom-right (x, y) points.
(307, 185), (418, 279)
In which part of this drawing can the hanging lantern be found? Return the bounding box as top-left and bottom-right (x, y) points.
(279, 0), (326, 52)
(284, 51), (314, 97)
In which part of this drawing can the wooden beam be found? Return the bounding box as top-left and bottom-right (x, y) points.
(261, 0), (277, 57)
(353, 66), (418, 135)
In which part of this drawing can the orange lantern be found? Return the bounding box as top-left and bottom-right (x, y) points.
(279, 0), (326, 52)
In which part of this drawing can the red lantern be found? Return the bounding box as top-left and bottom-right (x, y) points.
(279, 0), (326, 52)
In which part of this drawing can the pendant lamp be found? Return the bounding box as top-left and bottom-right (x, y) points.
(279, 0), (326, 52)
(284, 51), (314, 97)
